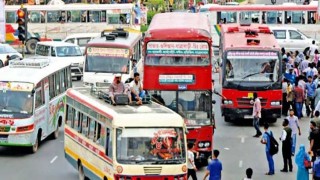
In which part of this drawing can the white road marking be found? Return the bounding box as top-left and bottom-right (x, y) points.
(50, 156), (58, 164)
(239, 160), (243, 168)
(224, 147), (230, 150)
(241, 137), (245, 143)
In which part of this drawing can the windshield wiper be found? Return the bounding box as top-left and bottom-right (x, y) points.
(241, 72), (261, 80)
(154, 158), (185, 164)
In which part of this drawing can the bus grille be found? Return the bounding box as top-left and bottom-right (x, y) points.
(237, 98), (267, 106)
(143, 167), (162, 175)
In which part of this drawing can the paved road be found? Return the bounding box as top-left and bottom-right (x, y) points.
(0, 75), (313, 179)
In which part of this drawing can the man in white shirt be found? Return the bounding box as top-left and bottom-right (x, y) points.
(309, 40), (319, 62)
(187, 143), (198, 180)
(287, 109), (301, 155)
(130, 72), (145, 105)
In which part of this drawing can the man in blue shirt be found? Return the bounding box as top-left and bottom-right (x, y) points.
(306, 75), (317, 117)
(203, 150), (222, 180)
(260, 123), (275, 175)
(313, 149), (320, 180)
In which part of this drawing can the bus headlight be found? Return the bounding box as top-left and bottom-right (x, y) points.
(198, 142), (204, 148)
(223, 100), (233, 105)
(204, 142), (211, 147)
(271, 101), (280, 106)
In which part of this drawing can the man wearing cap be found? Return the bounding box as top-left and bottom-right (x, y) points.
(284, 66), (296, 85)
(109, 74), (132, 106)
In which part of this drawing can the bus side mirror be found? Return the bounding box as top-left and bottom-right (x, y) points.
(31, 89), (35, 96)
(212, 100), (216, 104)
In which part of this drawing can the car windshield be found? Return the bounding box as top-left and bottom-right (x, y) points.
(297, 29), (311, 38)
(116, 127), (186, 165)
(150, 91), (212, 126)
(85, 55), (129, 73)
(56, 46), (82, 57)
(0, 90), (33, 114)
(225, 51), (280, 82)
(0, 45), (18, 54)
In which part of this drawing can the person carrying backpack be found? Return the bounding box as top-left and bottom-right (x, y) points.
(261, 123), (276, 175)
(280, 119), (293, 172)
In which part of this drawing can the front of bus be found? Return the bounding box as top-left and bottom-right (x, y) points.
(221, 49), (282, 123)
(0, 81), (35, 147)
(113, 114), (187, 180)
(143, 40), (214, 167)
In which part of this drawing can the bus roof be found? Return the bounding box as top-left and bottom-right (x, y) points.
(207, 3), (317, 11)
(146, 12), (211, 41)
(221, 23), (280, 50)
(66, 88), (184, 127)
(0, 58), (71, 85)
(5, 3), (134, 11)
(87, 32), (142, 49)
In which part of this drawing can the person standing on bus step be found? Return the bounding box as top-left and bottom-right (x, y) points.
(309, 40), (319, 62)
(203, 149), (222, 180)
(109, 74), (132, 106)
(261, 123), (275, 175)
(287, 109), (301, 156)
(187, 143), (197, 180)
(252, 92), (262, 138)
(280, 119), (293, 173)
(130, 72), (145, 105)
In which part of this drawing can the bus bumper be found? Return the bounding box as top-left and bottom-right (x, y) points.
(114, 174), (187, 180)
(222, 107), (281, 121)
(0, 133), (33, 146)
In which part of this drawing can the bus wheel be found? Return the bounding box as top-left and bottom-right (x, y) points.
(78, 162), (86, 180)
(31, 132), (40, 153)
(53, 125), (59, 139)
(26, 39), (38, 54)
(269, 118), (277, 123)
(0, 60), (3, 68)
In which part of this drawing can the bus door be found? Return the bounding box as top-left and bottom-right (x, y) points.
(43, 77), (51, 134)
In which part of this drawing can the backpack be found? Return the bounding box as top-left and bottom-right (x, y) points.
(266, 131), (279, 155)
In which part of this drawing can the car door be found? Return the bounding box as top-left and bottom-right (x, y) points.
(288, 30), (309, 52)
(272, 30), (287, 49)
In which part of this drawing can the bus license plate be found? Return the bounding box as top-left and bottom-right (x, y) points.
(244, 115), (253, 119)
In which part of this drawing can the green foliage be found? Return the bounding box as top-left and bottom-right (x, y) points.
(141, 25), (149, 32)
(147, 10), (157, 25)
(236, 0), (246, 2)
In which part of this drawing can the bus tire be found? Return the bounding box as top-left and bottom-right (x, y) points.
(30, 130), (41, 153)
(78, 162), (88, 180)
(0, 60), (3, 68)
(269, 118), (277, 123)
(26, 39), (38, 54)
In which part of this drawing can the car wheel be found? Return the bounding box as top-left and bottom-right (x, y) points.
(26, 39), (38, 54)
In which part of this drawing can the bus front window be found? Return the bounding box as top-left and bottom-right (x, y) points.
(116, 128), (186, 165)
(85, 56), (129, 73)
(0, 90), (33, 115)
(146, 56), (209, 66)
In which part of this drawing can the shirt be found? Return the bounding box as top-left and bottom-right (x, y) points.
(306, 81), (317, 97)
(262, 130), (272, 151)
(207, 159), (222, 180)
(129, 80), (142, 95)
(310, 44), (319, 56)
(187, 150), (195, 169)
(280, 129), (287, 141)
(287, 115), (299, 135)
(310, 129), (320, 151)
(298, 80), (306, 92)
(314, 157), (320, 177)
(252, 98), (261, 118)
(109, 82), (127, 97)
(294, 86), (305, 103)
(299, 60), (310, 72)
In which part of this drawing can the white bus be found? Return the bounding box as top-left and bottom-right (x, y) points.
(5, 4), (143, 41)
(83, 28), (142, 87)
(0, 58), (72, 153)
(64, 87), (188, 180)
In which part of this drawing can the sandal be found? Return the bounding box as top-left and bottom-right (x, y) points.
(265, 172), (273, 175)
(112, 102), (116, 106)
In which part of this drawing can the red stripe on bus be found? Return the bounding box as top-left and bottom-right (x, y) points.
(67, 89), (113, 120)
(65, 127), (113, 164)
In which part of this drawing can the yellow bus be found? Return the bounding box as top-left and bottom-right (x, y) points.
(64, 87), (188, 180)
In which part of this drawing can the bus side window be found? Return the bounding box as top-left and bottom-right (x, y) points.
(73, 110), (80, 132)
(60, 69), (66, 92)
(66, 105), (74, 127)
(29, 11), (41, 23)
(35, 82), (44, 109)
(81, 10), (88, 23)
(81, 115), (89, 137)
(101, 11), (106, 22)
(106, 128), (112, 157)
(47, 11), (61, 23)
(55, 71), (61, 96)
(65, 67), (72, 89)
(49, 74), (55, 100)
(88, 118), (96, 140)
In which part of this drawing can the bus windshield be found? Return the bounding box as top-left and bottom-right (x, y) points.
(56, 46), (82, 57)
(116, 127), (186, 165)
(145, 56), (210, 66)
(225, 51), (280, 82)
(150, 91), (212, 126)
(0, 90), (33, 115)
(85, 55), (129, 73)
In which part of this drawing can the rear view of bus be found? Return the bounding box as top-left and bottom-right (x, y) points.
(64, 88), (187, 180)
(143, 13), (214, 167)
(0, 58), (72, 153)
(83, 28), (142, 87)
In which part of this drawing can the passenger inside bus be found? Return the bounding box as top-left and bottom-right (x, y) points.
(226, 60), (234, 78)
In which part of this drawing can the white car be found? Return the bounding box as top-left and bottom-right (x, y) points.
(62, 33), (100, 55)
(0, 44), (22, 67)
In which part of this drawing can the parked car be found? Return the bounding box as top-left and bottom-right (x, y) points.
(270, 26), (319, 52)
(0, 44), (22, 67)
(35, 41), (84, 80)
(62, 33), (99, 54)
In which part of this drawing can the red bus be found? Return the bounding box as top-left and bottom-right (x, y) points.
(143, 12), (214, 166)
(220, 23), (282, 123)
